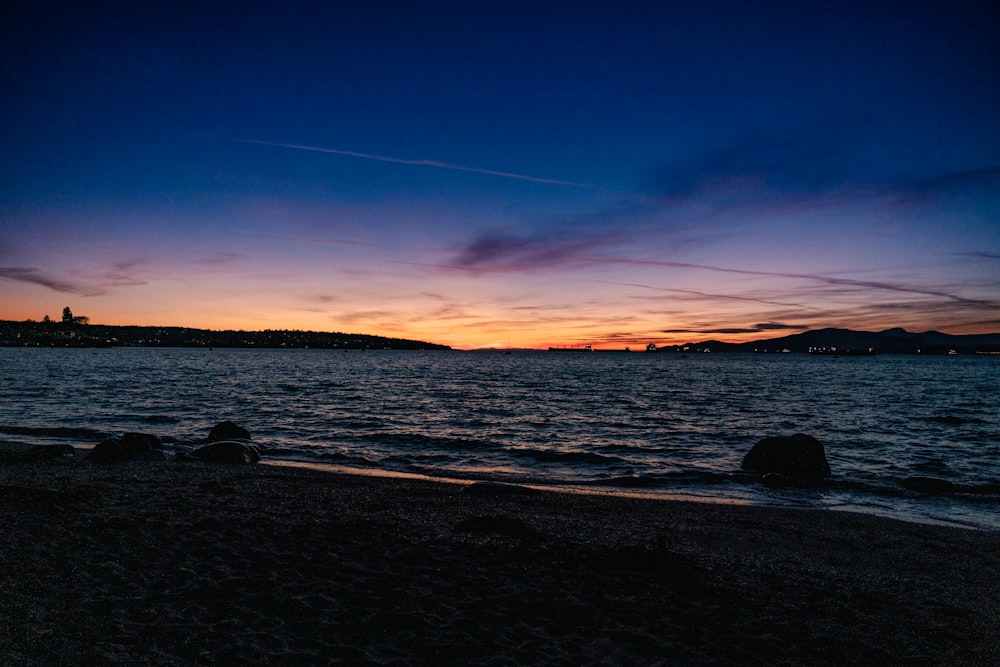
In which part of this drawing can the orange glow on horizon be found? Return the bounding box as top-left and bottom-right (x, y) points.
(3, 290), (997, 352)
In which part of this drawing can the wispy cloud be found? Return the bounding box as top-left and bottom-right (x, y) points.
(647, 121), (1000, 220)
(662, 322), (810, 335)
(0, 267), (97, 295)
(589, 258), (993, 306)
(228, 138), (596, 188)
(962, 251), (1000, 261)
(902, 167), (1000, 198)
(651, 122), (861, 203)
(83, 259), (151, 289)
(443, 230), (991, 308)
(594, 279), (818, 310)
(190, 252), (247, 267)
(451, 231), (616, 271)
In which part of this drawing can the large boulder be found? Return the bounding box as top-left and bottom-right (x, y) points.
(0, 444), (76, 464)
(741, 433), (831, 480)
(207, 421), (251, 442)
(181, 441), (260, 464)
(120, 432), (163, 457)
(87, 438), (130, 463)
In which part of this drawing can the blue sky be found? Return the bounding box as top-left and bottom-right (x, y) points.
(2, 1), (998, 348)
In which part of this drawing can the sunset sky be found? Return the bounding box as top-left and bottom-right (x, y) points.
(2, 1), (998, 349)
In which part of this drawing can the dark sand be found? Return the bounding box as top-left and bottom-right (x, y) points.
(2, 456), (998, 665)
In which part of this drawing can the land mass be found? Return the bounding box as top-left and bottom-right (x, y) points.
(0, 320), (451, 350)
(666, 327), (1000, 355)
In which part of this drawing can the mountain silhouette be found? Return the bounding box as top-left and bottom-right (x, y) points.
(677, 327), (1000, 354)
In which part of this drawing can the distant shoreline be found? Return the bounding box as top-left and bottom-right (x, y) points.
(0, 320), (451, 350)
(3, 319), (999, 353)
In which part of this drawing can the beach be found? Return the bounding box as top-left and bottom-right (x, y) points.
(2, 455), (998, 665)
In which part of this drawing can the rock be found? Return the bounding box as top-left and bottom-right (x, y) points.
(741, 433), (831, 480)
(87, 438), (129, 463)
(900, 476), (956, 494)
(133, 449), (168, 462)
(38, 444), (78, 460)
(87, 434), (164, 463)
(760, 472), (796, 488)
(182, 440), (260, 464)
(207, 421), (251, 442)
(0, 444), (77, 464)
(120, 432), (163, 456)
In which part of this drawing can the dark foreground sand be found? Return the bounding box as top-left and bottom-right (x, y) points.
(2, 457), (998, 666)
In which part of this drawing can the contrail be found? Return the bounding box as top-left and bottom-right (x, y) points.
(230, 138), (595, 188)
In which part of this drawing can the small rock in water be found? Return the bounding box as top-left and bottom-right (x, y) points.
(207, 421), (251, 442)
(900, 476), (956, 494)
(741, 433), (831, 480)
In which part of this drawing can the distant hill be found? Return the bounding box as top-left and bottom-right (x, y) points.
(661, 327), (1000, 354)
(0, 320), (451, 350)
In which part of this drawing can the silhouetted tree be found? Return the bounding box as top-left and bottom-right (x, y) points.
(42, 314), (51, 323)
(61, 307), (89, 326)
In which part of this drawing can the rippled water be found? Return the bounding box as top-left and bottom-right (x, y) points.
(2, 348), (998, 528)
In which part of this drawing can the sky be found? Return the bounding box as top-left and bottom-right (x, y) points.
(2, 1), (999, 349)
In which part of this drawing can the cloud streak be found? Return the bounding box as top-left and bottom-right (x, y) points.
(593, 280), (819, 310)
(451, 231), (616, 272)
(0, 267), (96, 295)
(587, 258), (993, 306)
(445, 230), (992, 307)
(228, 138), (596, 188)
(662, 322), (810, 335)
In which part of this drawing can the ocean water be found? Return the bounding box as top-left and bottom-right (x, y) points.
(2, 347), (998, 529)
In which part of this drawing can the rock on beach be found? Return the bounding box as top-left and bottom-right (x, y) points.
(87, 432), (165, 463)
(208, 421), (251, 442)
(176, 440), (261, 464)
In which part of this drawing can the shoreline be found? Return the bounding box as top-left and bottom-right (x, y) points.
(4, 441), (999, 531)
(262, 459), (1000, 532)
(3, 458), (999, 664)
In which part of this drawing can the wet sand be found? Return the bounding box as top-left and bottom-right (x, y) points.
(2, 457), (998, 665)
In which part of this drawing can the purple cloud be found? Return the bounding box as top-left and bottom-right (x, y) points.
(451, 230), (616, 272)
(662, 322), (810, 335)
(0, 267), (97, 295)
(591, 258), (994, 306)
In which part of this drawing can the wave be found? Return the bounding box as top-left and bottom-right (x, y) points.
(508, 448), (625, 465)
(355, 432), (496, 451)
